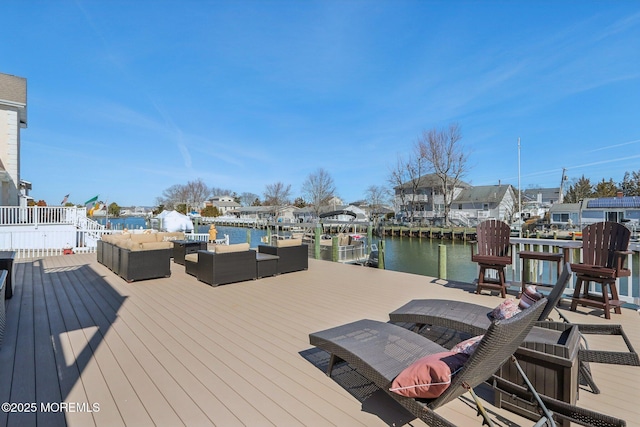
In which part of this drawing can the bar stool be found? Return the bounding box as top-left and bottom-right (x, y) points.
(471, 220), (512, 298)
(569, 221), (631, 319)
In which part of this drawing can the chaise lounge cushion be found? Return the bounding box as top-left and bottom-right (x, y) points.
(389, 351), (469, 398)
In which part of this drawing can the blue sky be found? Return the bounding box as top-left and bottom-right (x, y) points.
(3, 1), (639, 207)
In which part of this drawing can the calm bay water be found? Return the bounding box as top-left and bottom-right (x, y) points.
(380, 237), (478, 283)
(97, 220), (638, 295)
(201, 225), (478, 283)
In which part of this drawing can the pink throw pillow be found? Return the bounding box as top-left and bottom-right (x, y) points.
(519, 285), (543, 309)
(389, 351), (469, 398)
(489, 299), (522, 321)
(452, 335), (484, 355)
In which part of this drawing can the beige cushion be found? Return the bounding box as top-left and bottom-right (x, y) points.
(102, 234), (130, 244)
(130, 233), (158, 244)
(140, 241), (173, 251)
(158, 232), (185, 242)
(116, 239), (137, 250)
(215, 243), (250, 254)
(184, 253), (199, 263)
(276, 238), (302, 248)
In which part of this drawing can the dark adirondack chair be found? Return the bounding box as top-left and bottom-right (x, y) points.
(471, 219), (512, 298)
(570, 221), (632, 319)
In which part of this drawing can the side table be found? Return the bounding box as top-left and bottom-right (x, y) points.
(173, 240), (207, 265)
(495, 323), (580, 427)
(256, 253), (279, 278)
(519, 250), (563, 295)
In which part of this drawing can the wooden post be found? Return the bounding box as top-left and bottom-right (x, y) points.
(246, 228), (251, 245)
(314, 223), (321, 259)
(367, 223), (373, 254)
(267, 226), (272, 245)
(438, 244), (447, 279)
(332, 236), (339, 262)
(378, 239), (385, 269)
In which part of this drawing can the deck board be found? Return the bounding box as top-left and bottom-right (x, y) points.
(1, 253), (639, 427)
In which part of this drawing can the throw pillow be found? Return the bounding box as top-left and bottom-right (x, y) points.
(488, 298), (522, 321)
(519, 285), (543, 309)
(451, 335), (484, 355)
(389, 351), (469, 399)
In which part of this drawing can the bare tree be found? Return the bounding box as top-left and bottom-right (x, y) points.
(301, 168), (336, 217)
(239, 192), (260, 206)
(157, 178), (211, 213)
(388, 148), (427, 223)
(185, 178), (212, 212)
(416, 123), (468, 226)
(365, 185), (389, 212)
(157, 184), (190, 211)
(263, 181), (292, 218)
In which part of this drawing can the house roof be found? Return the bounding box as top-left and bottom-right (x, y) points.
(521, 187), (562, 202)
(211, 200), (240, 208)
(549, 202), (583, 213)
(454, 184), (513, 203)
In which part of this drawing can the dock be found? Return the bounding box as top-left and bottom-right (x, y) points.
(1, 253), (639, 426)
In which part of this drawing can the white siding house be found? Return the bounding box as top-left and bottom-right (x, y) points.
(0, 72), (27, 206)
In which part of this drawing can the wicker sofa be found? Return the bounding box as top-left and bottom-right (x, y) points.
(258, 238), (308, 274)
(99, 232), (184, 282)
(188, 243), (257, 286)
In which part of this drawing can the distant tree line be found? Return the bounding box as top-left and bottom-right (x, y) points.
(152, 168), (393, 217)
(563, 171), (640, 203)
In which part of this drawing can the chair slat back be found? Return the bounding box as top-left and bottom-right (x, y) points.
(476, 219), (511, 257)
(581, 222), (630, 268)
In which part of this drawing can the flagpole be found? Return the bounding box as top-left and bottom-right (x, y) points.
(518, 137), (522, 238)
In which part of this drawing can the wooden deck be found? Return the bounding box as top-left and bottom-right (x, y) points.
(1, 254), (639, 427)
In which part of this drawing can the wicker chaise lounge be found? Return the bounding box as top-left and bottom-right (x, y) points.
(389, 263), (639, 397)
(310, 298), (548, 427)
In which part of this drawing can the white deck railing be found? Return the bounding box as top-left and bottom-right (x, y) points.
(0, 206), (235, 258)
(0, 205), (85, 226)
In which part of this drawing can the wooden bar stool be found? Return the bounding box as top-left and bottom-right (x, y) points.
(569, 222), (632, 319)
(471, 220), (512, 298)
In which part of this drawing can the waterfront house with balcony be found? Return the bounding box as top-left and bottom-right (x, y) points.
(393, 174), (515, 225)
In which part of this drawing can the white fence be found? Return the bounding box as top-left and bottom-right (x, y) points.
(0, 206), (234, 258)
(0, 205), (85, 226)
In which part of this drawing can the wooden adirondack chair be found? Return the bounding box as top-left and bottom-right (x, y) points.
(570, 221), (632, 319)
(471, 219), (512, 298)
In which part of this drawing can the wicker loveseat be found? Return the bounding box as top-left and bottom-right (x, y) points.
(189, 243), (257, 286)
(258, 238), (308, 274)
(99, 232), (184, 282)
